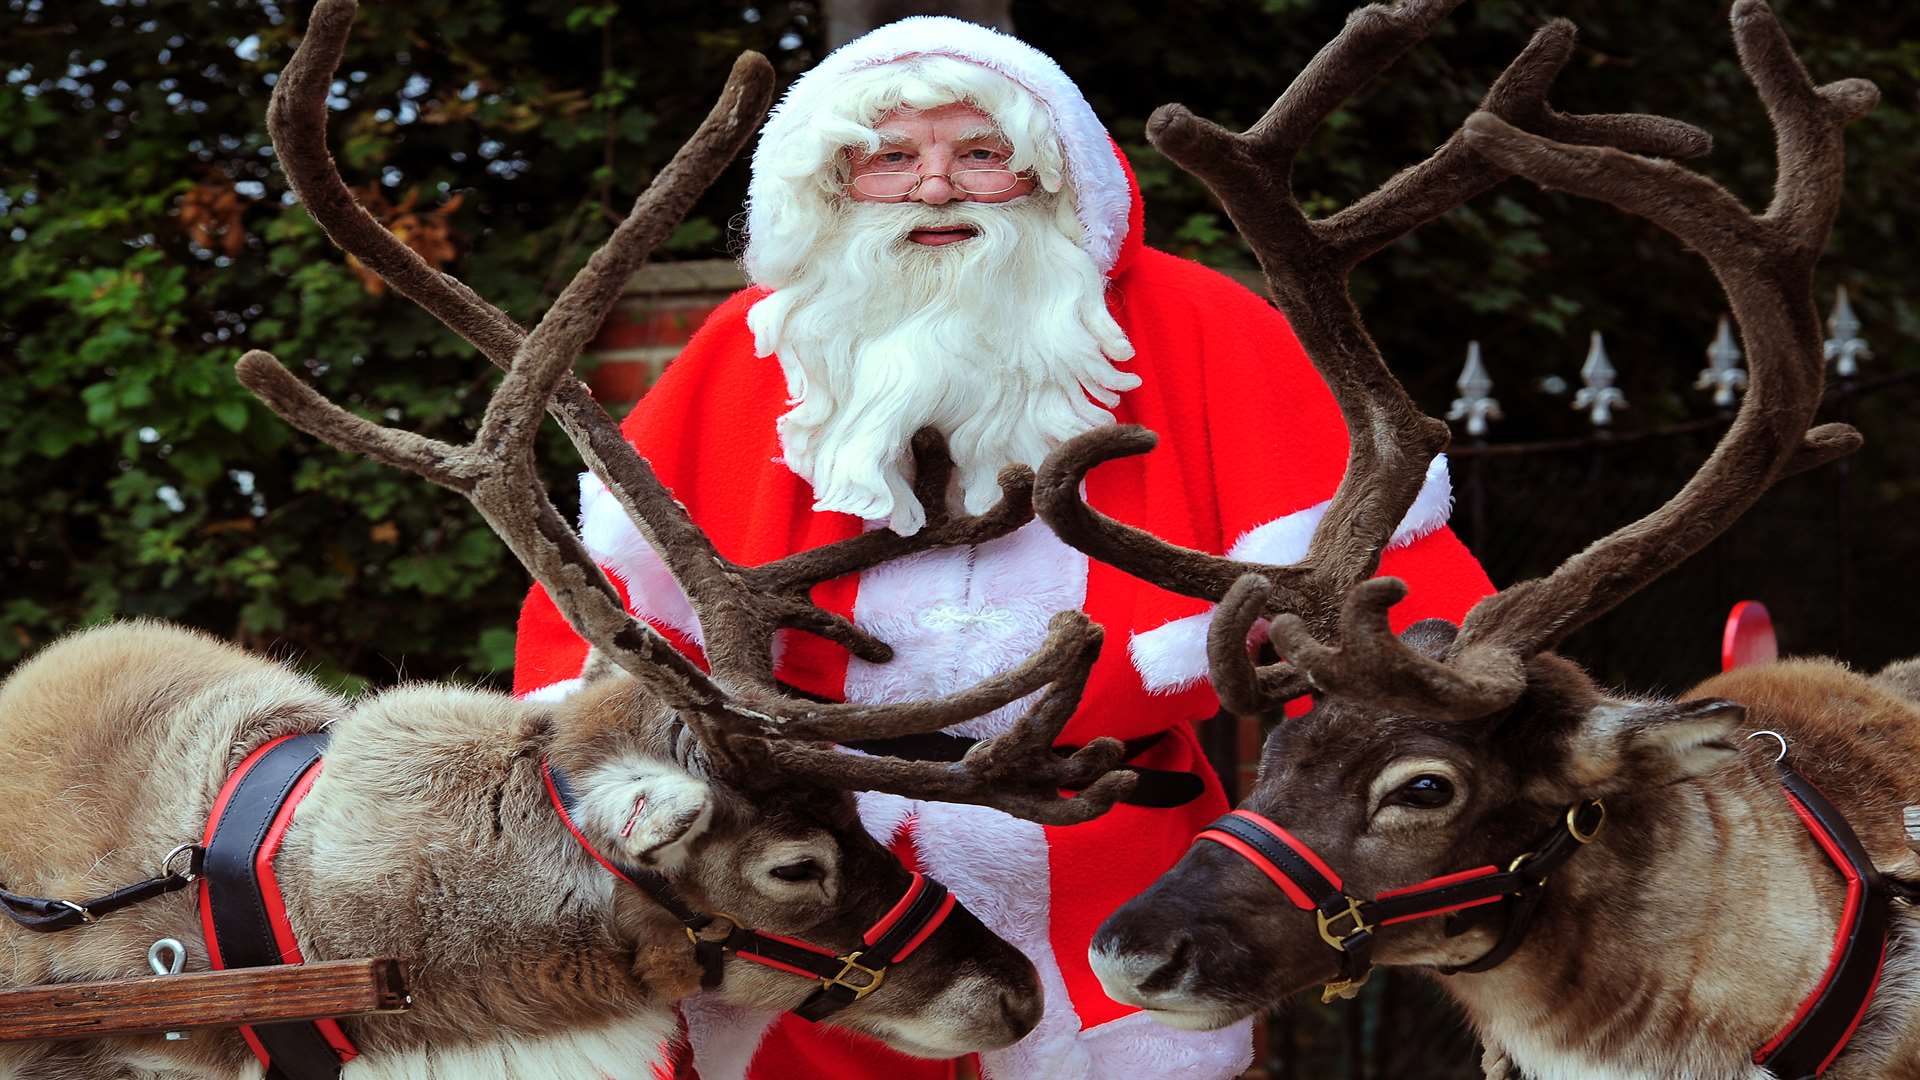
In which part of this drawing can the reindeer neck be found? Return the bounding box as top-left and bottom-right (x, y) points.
(1444, 763), (1857, 1079)
(267, 686), (687, 1058)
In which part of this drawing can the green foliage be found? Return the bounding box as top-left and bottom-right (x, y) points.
(1, 0), (815, 687)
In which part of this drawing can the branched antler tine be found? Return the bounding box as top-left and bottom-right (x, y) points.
(1325, 20), (1713, 263)
(748, 433), (1035, 595)
(749, 618), (1138, 826)
(1450, 2), (1873, 659)
(1269, 579), (1525, 718)
(1036, 426), (1313, 602)
(268, 0), (526, 365)
(236, 351), (473, 490)
(738, 611), (1101, 743)
(1209, 576), (1273, 715)
(272, 0), (778, 639)
(1729, 0), (1877, 227)
(1458, 113), (1755, 251)
(475, 51), (776, 459)
(236, 352), (753, 724)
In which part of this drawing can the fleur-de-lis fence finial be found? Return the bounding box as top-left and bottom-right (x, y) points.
(1696, 315), (1748, 409)
(1573, 330), (1626, 428)
(1446, 340), (1502, 439)
(1824, 286), (1871, 379)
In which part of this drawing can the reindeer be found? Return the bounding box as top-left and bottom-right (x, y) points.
(1031, 2), (1918, 1077)
(0, 2), (1137, 1077)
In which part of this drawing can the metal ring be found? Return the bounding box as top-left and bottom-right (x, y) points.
(56, 899), (95, 924)
(1745, 729), (1789, 764)
(161, 843), (198, 882)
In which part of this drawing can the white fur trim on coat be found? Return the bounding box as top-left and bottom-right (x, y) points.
(1128, 454), (1456, 693)
(577, 472), (703, 645)
(745, 16), (1130, 277)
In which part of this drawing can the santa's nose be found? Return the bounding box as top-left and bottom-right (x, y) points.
(911, 174), (960, 205)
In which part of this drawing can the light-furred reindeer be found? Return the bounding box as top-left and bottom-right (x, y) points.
(1036, 2), (1920, 1078)
(0, 2), (1137, 1078)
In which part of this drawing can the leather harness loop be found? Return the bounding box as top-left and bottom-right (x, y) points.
(542, 758), (961, 1022)
(1, 851), (204, 934)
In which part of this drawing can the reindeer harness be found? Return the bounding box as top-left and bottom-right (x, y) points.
(540, 758), (961, 1023)
(1194, 755), (1912, 1079)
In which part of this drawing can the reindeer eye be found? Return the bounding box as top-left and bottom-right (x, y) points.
(769, 859), (825, 883)
(1388, 774), (1455, 809)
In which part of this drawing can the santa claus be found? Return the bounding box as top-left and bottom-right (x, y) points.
(515, 16), (1493, 1080)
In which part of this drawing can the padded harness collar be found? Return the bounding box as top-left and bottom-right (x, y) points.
(198, 731), (354, 1080)
(541, 758), (959, 1022)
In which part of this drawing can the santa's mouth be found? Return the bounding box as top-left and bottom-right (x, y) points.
(906, 226), (978, 247)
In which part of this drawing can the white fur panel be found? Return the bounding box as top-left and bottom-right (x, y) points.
(341, 1012), (675, 1080)
(844, 518), (1089, 740)
(578, 472), (703, 644)
(745, 17), (1131, 275)
(1128, 454), (1455, 693)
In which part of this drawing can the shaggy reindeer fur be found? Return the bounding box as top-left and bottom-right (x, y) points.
(0, 622), (1044, 1078)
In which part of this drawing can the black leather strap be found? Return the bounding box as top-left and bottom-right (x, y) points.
(843, 729), (1205, 808)
(1755, 764), (1894, 1079)
(0, 859), (199, 933)
(202, 732), (344, 1080)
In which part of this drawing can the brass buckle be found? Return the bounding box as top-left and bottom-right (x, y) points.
(1315, 897), (1372, 952)
(821, 951), (887, 1000)
(1320, 969), (1372, 1003)
(686, 912), (740, 946)
(1566, 800), (1606, 844)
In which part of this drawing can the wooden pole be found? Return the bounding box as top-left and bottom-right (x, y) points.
(0, 958), (409, 1043)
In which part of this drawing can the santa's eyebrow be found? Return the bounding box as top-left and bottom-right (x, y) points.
(872, 130), (915, 149)
(951, 125), (1007, 145)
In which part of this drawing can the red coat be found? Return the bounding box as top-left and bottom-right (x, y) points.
(515, 158), (1492, 1078)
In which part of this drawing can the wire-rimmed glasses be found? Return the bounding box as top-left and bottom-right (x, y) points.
(849, 168), (1024, 200)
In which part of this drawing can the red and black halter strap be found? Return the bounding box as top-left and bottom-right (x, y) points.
(540, 758), (959, 1022)
(1195, 798), (1605, 1000)
(1198, 757), (1909, 1079)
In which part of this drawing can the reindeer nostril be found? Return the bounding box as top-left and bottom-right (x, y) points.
(999, 991), (1041, 1039)
(1137, 934), (1194, 994)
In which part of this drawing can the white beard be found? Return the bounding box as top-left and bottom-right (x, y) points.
(744, 193), (1139, 535)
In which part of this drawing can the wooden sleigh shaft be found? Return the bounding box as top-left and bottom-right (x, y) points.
(0, 958), (409, 1043)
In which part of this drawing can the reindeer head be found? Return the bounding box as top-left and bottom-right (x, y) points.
(543, 675), (1057, 1056)
(1031, 0), (1872, 1031)
(241, 0), (1136, 1058)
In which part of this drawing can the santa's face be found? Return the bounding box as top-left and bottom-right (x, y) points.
(846, 104), (1039, 241)
(745, 95), (1137, 536)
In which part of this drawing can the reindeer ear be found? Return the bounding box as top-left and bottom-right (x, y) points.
(1558, 698), (1746, 794)
(576, 760), (718, 871)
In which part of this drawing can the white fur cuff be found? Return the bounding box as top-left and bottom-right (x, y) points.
(1128, 455), (1455, 693)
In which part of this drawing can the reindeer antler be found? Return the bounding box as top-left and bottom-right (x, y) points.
(241, 0), (1132, 823)
(1039, 0), (1868, 721)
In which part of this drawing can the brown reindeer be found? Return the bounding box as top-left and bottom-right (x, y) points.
(1031, 2), (1917, 1077)
(0, 2), (1136, 1077)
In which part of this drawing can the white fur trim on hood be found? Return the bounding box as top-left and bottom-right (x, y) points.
(744, 16), (1131, 278)
(1128, 454), (1456, 693)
